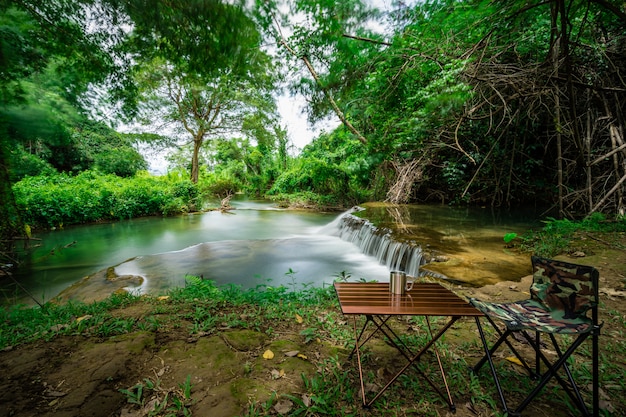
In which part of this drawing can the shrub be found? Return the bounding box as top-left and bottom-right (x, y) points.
(13, 171), (200, 228)
(268, 158), (350, 196)
(8, 149), (57, 182)
(94, 146), (148, 177)
(171, 180), (198, 200)
(204, 177), (241, 198)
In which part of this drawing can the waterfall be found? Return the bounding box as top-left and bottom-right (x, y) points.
(323, 208), (424, 278)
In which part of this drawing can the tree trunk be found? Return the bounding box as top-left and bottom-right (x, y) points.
(551, 1), (565, 217)
(299, 55), (368, 145)
(0, 149), (23, 265)
(191, 136), (202, 184)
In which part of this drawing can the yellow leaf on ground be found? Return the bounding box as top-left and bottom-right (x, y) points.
(505, 356), (523, 366)
(296, 353), (308, 360)
(75, 315), (92, 323)
(263, 349), (275, 360)
(295, 314), (303, 324)
(157, 296), (170, 301)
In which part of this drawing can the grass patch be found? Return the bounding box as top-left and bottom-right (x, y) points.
(1, 275), (624, 416)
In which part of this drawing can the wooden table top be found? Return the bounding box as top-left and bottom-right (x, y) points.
(334, 282), (482, 317)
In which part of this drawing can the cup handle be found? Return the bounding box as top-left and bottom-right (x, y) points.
(406, 277), (414, 292)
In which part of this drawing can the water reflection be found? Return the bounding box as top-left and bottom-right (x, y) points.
(354, 203), (541, 285)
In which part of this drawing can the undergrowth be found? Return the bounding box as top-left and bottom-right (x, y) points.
(518, 212), (626, 257)
(1, 274), (623, 416)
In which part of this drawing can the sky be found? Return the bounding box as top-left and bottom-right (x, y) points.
(277, 94), (338, 153)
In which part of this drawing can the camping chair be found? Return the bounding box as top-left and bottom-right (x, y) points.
(471, 256), (601, 417)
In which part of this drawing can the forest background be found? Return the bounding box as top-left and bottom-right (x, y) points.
(1, 0), (626, 269)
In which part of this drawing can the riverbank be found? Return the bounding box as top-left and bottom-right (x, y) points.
(1, 235), (625, 417)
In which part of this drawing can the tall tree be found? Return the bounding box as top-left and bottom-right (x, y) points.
(258, 0), (380, 145)
(2, 0), (267, 262)
(126, 0), (278, 183)
(135, 57), (277, 183)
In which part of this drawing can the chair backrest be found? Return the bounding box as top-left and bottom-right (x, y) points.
(530, 256), (599, 319)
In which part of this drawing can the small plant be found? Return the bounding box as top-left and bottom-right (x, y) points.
(119, 382), (145, 406)
(285, 268), (299, 291)
(503, 232), (517, 244)
(119, 375), (194, 416)
(300, 327), (319, 344)
(333, 270), (352, 281)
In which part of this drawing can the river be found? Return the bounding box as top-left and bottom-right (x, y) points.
(2, 199), (541, 305)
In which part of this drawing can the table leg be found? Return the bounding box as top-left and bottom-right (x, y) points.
(367, 316), (458, 410)
(350, 314), (460, 410)
(350, 315), (404, 406)
(352, 316), (367, 406)
(369, 315), (417, 358)
(350, 315), (422, 407)
(426, 316), (455, 412)
(348, 315), (395, 361)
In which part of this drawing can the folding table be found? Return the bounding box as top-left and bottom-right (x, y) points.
(334, 281), (483, 410)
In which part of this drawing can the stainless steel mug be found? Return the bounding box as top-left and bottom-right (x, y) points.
(390, 271), (407, 294)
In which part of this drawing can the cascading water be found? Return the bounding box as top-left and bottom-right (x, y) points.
(322, 207), (424, 278)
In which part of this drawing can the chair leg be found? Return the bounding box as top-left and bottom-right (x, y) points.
(549, 333), (589, 413)
(519, 330), (588, 409)
(475, 317), (600, 417)
(472, 316), (535, 378)
(514, 332), (593, 416)
(474, 317), (513, 415)
(592, 325), (600, 417)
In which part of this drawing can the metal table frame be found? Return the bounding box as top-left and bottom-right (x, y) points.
(334, 281), (483, 411)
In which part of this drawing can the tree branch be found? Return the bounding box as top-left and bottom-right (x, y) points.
(273, 15), (367, 144)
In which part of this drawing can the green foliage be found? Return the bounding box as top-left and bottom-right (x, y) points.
(0, 292), (138, 349)
(124, 0), (263, 80)
(521, 213), (626, 257)
(8, 146), (57, 181)
(266, 191), (347, 210)
(269, 158), (347, 194)
(12, 171), (200, 228)
(202, 175), (242, 199)
(94, 146), (147, 177)
(171, 180), (199, 200)
(264, 128), (373, 207)
(4, 106), (148, 180)
(503, 233), (517, 244)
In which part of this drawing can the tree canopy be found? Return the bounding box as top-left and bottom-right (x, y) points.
(268, 0), (626, 216)
(2, 0), (626, 264)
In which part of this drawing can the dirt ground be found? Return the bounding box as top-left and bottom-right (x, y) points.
(1, 232), (625, 417)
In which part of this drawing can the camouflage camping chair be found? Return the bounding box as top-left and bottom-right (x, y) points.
(471, 256), (601, 417)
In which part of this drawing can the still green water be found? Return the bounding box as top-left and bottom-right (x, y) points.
(3, 200), (541, 305)
(356, 203), (542, 285)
